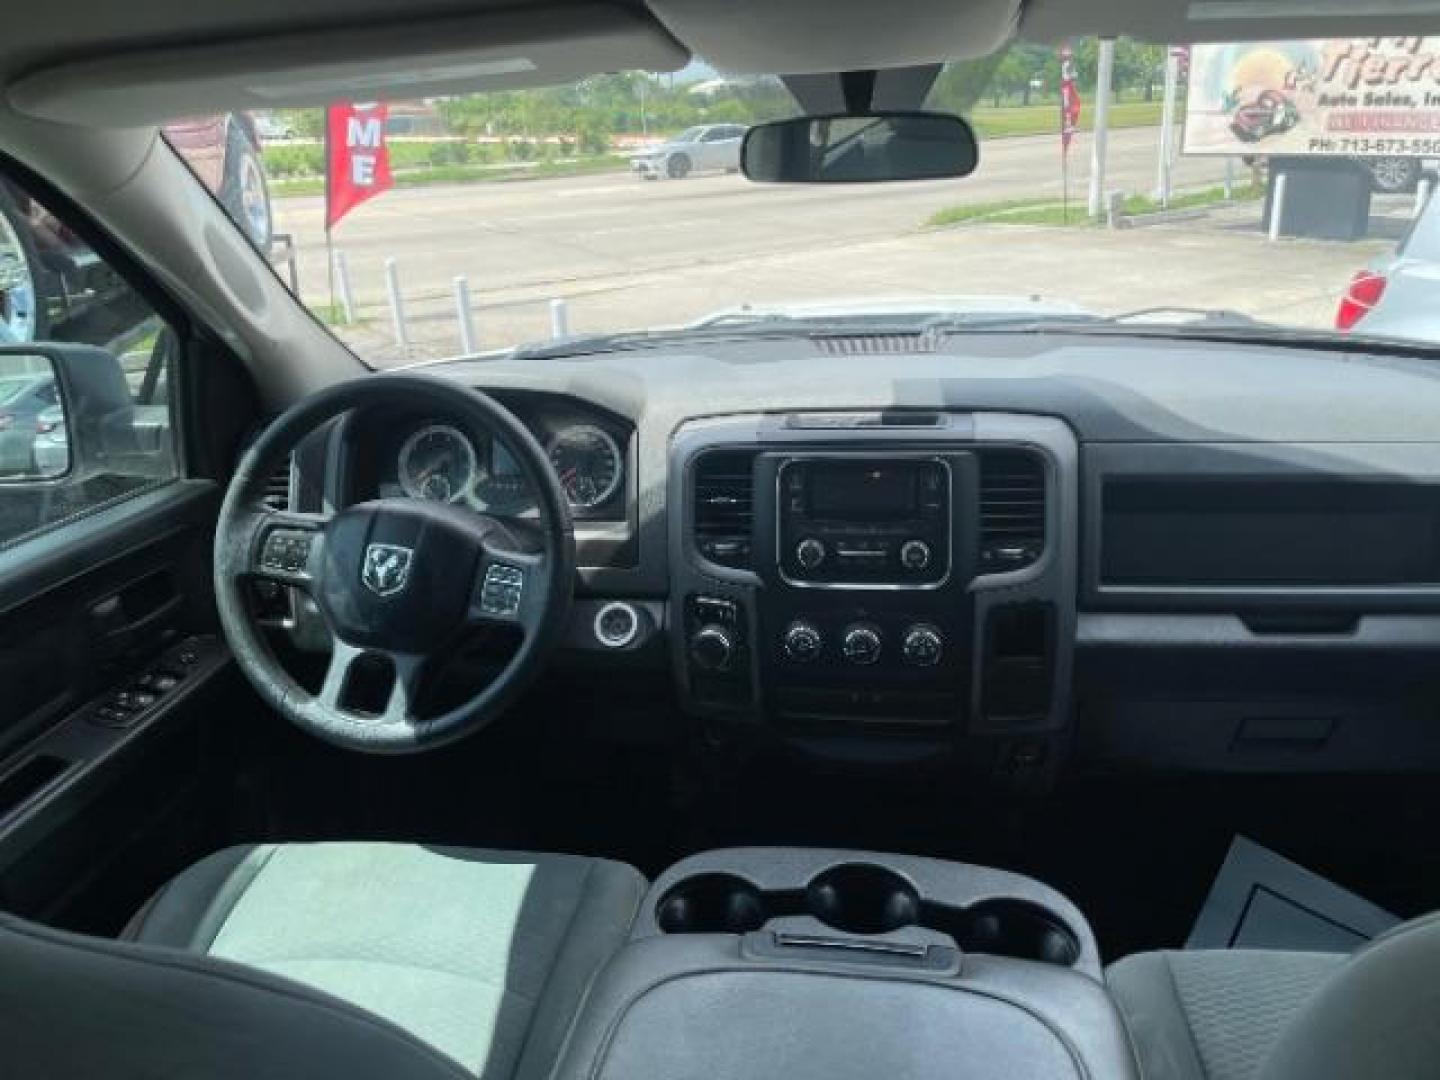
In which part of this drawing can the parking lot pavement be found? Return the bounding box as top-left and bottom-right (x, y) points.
(267, 128), (1401, 365)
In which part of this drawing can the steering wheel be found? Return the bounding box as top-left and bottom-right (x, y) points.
(214, 375), (575, 753)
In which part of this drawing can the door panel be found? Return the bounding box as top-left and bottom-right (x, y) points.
(0, 158), (251, 932)
(0, 480), (226, 930)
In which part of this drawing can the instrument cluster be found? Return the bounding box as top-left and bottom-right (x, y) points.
(380, 407), (628, 519)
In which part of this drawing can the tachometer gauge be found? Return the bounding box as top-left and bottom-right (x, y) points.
(397, 424), (477, 503)
(547, 425), (622, 509)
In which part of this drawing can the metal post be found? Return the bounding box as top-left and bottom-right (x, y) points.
(384, 258), (408, 349)
(549, 298), (570, 339)
(1088, 39), (1115, 219)
(453, 276), (476, 354)
(1415, 175), (1433, 219)
(1156, 50), (1180, 207)
(1269, 172), (1288, 241)
(333, 249), (356, 324)
(1105, 190), (1124, 229)
(1224, 157), (1235, 200)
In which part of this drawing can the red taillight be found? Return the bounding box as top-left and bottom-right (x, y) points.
(35, 417), (58, 434)
(0, 413), (13, 432)
(1336, 270), (1388, 331)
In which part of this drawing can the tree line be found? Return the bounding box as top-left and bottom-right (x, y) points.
(276, 39), (1171, 146)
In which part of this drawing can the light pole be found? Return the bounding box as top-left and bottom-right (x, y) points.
(1088, 39), (1115, 219)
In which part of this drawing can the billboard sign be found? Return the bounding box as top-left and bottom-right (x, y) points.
(1184, 38), (1440, 157)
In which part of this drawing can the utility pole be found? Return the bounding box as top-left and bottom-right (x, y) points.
(1088, 39), (1115, 219)
(1156, 48), (1181, 207)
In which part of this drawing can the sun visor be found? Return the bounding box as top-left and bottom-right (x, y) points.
(646, 0), (1021, 75)
(7, 2), (688, 126)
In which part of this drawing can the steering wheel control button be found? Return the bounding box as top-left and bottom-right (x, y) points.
(782, 620), (823, 663)
(795, 536), (826, 570)
(594, 602), (640, 648)
(901, 624), (944, 667)
(899, 539), (932, 572)
(690, 624), (736, 672)
(480, 564), (526, 617)
(261, 529), (313, 574)
(842, 623), (883, 666)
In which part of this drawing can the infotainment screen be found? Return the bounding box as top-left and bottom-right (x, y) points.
(808, 462), (919, 519)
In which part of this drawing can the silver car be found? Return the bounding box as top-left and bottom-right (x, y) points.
(630, 124), (746, 180)
(1337, 187), (1440, 338)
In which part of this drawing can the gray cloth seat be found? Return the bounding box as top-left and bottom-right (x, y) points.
(1, 842), (646, 1080)
(1107, 949), (1344, 1080)
(1108, 914), (1440, 1080)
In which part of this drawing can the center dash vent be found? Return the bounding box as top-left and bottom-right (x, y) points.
(693, 450), (756, 568)
(261, 454), (293, 511)
(812, 332), (937, 356)
(978, 449), (1046, 572)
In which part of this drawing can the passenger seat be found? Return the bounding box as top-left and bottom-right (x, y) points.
(1107, 913), (1440, 1079)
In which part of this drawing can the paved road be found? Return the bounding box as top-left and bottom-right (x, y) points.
(275, 129), (1225, 308)
(268, 127), (1388, 364)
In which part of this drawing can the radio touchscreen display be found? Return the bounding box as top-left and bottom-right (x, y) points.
(808, 463), (918, 520)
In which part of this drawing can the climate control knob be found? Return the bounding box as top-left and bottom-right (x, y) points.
(689, 625), (735, 673)
(899, 539), (932, 572)
(901, 624), (944, 667)
(841, 623), (883, 666)
(782, 621), (823, 663)
(795, 537), (826, 570)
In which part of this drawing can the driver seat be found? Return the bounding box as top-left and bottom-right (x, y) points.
(0, 842), (647, 1080)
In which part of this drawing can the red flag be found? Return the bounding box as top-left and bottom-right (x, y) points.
(1059, 46), (1082, 157)
(325, 103), (393, 230)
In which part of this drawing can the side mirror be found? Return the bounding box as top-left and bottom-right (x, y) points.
(0, 351), (68, 481)
(742, 111), (979, 184)
(0, 342), (168, 485)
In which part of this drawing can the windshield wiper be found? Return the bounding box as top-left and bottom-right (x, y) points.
(507, 314), (950, 359)
(921, 306), (1265, 334)
(507, 326), (780, 360)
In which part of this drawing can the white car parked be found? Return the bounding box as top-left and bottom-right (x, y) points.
(630, 124), (746, 180)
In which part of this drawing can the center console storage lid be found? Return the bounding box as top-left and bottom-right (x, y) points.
(552, 936), (1137, 1080)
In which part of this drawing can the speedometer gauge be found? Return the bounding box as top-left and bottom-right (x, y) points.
(547, 425), (622, 509)
(398, 424), (477, 503)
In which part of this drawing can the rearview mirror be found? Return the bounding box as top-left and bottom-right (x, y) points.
(742, 112), (979, 184)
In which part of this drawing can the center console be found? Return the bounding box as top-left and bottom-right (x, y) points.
(551, 848), (1135, 1080)
(667, 412), (1078, 776)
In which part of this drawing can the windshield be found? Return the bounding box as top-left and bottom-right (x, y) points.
(170, 38), (1440, 366)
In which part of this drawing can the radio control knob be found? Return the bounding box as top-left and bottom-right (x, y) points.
(902, 624), (944, 667)
(690, 625), (735, 673)
(900, 539), (932, 572)
(842, 623), (883, 666)
(783, 621), (823, 663)
(796, 537), (826, 570)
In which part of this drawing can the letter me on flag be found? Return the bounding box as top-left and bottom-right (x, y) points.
(325, 102), (394, 231)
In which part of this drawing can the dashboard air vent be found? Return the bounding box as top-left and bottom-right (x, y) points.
(261, 455), (293, 511)
(978, 449), (1046, 572)
(693, 451), (756, 568)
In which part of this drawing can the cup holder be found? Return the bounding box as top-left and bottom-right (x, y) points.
(956, 899), (1081, 967)
(655, 873), (768, 934)
(805, 864), (921, 935)
(654, 864), (1082, 969)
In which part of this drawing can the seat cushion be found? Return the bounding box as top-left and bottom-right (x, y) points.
(1107, 949), (1344, 1080)
(127, 843), (647, 1080)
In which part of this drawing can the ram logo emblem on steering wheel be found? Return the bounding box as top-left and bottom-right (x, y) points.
(362, 543), (414, 597)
